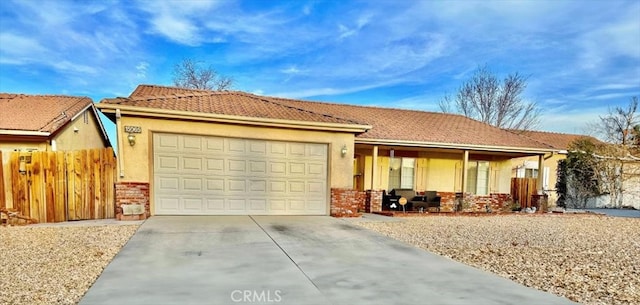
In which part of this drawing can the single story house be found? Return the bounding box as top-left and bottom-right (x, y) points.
(97, 85), (553, 219)
(0, 93), (110, 152)
(510, 130), (599, 207)
(0, 93), (111, 209)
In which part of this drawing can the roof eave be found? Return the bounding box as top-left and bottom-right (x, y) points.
(97, 103), (371, 133)
(0, 129), (51, 137)
(355, 138), (552, 154)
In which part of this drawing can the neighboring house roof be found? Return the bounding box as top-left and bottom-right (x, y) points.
(0, 93), (110, 144)
(511, 130), (599, 151)
(0, 93), (91, 133)
(99, 85), (552, 153)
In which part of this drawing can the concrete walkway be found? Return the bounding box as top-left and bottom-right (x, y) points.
(80, 216), (575, 305)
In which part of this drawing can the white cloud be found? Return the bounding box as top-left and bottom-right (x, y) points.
(136, 61), (149, 79)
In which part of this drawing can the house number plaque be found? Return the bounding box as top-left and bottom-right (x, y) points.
(124, 126), (142, 134)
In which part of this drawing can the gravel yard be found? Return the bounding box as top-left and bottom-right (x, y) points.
(0, 224), (139, 305)
(356, 214), (640, 305)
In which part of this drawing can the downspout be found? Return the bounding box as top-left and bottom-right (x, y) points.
(116, 109), (124, 179)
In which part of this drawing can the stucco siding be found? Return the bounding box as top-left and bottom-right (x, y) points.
(54, 109), (107, 150)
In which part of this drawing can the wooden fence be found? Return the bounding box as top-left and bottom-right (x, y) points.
(510, 177), (538, 209)
(0, 148), (116, 223)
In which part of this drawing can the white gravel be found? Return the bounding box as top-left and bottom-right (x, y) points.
(356, 214), (640, 305)
(0, 224), (139, 305)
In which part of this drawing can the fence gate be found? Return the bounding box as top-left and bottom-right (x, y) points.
(3, 148), (116, 223)
(510, 177), (538, 209)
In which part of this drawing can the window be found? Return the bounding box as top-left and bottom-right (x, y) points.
(525, 168), (538, 178)
(466, 161), (490, 195)
(389, 158), (415, 189)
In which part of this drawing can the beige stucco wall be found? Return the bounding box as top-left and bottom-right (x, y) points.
(117, 116), (355, 190)
(54, 109), (107, 150)
(359, 148), (513, 194)
(0, 141), (48, 152)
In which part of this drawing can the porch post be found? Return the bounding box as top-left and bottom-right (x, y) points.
(371, 145), (379, 190)
(461, 150), (469, 196)
(537, 154), (544, 194)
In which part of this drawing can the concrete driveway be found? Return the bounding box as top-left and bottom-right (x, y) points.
(80, 216), (575, 305)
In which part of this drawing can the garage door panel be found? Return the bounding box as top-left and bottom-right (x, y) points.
(269, 161), (287, 175)
(183, 198), (203, 211)
(182, 157), (203, 171)
(157, 177), (179, 192)
(308, 181), (325, 194)
(270, 199), (286, 211)
(249, 199), (267, 211)
(182, 178), (203, 191)
(228, 159), (246, 172)
(205, 138), (224, 152)
(228, 179), (247, 192)
(289, 199), (306, 210)
(289, 162), (305, 175)
(182, 136), (202, 150)
(206, 199), (225, 211)
(228, 199), (247, 210)
(270, 181), (287, 193)
(206, 178), (224, 191)
(308, 144), (327, 158)
(157, 134), (179, 151)
(157, 198), (180, 212)
(249, 180), (267, 192)
(307, 200), (326, 211)
(228, 139), (246, 153)
(269, 142), (287, 156)
(154, 133), (327, 215)
(157, 155), (179, 172)
(289, 143), (306, 156)
(248, 141), (267, 155)
(289, 181), (306, 194)
(205, 158), (224, 172)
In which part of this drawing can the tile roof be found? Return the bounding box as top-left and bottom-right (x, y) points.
(266, 96), (551, 149)
(511, 130), (600, 150)
(0, 93), (93, 133)
(101, 86), (363, 125)
(104, 85), (552, 150)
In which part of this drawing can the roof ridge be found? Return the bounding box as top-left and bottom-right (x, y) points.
(267, 94), (467, 117)
(0, 93), (91, 99)
(37, 97), (91, 131)
(504, 129), (557, 150)
(508, 129), (590, 137)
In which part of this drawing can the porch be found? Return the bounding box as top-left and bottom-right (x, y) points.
(331, 143), (547, 216)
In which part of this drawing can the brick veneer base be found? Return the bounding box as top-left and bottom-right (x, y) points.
(438, 192), (512, 213)
(330, 188), (384, 217)
(115, 182), (150, 221)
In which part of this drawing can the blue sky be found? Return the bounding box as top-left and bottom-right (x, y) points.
(1, 0), (639, 139)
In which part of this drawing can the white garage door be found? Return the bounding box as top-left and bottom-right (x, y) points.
(153, 133), (328, 215)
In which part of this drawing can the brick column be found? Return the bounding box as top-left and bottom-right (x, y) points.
(115, 182), (150, 221)
(330, 188), (362, 217)
(365, 190), (383, 212)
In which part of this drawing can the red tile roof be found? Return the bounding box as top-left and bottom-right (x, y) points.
(0, 93), (93, 133)
(512, 130), (600, 150)
(101, 85), (552, 150)
(102, 86), (363, 125)
(268, 96), (551, 149)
